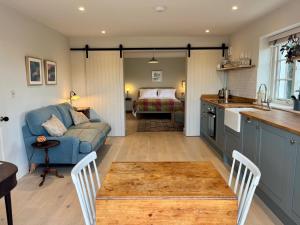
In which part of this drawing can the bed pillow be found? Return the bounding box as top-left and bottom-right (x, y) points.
(139, 89), (158, 99)
(157, 89), (176, 99)
(70, 109), (90, 125)
(42, 114), (67, 137)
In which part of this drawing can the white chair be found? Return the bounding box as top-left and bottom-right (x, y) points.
(71, 152), (100, 225)
(228, 150), (261, 225)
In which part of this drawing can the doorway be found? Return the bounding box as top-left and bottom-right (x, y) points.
(123, 54), (187, 135)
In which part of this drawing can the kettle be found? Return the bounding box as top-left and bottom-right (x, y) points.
(218, 88), (225, 99)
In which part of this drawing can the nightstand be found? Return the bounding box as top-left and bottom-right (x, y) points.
(125, 98), (133, 112)
(74, 107), (90, 118)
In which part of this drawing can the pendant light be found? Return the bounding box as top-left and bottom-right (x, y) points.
(148, 49), (159, 64)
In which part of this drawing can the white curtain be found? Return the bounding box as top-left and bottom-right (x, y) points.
(71, 51), (125, 136)
(186, 50), (224, 136)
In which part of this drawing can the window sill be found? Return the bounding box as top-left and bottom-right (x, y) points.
(270, 103), (300, 114)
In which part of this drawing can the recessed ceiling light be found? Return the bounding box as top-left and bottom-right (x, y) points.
(78, 6), (85, 12)
(205, 29), (210, 33)
(154, 5), (167, 13)
(101, 30), (106, 34)
(232, 5), (238, 10)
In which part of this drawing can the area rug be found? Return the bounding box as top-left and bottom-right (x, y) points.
(137, 119), (183, 132)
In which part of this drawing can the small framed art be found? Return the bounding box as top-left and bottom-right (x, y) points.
(151, 70), (163, 82)
(25, 56), (43, 86)
(44, 60), (57, 85)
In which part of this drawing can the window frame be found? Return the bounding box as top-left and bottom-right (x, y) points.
(270, 44), (297, 105)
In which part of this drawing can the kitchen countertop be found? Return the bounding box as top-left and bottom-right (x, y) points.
(201, 95), (300, 136)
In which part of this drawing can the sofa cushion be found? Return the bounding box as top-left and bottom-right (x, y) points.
(70, 109), (89, 125)
(42, 114), (67, 136)
(70, 122), (111, 136)
(26, 105), (64, 136)
(56, 103), (73, 128)
(64, 128), (105, 154)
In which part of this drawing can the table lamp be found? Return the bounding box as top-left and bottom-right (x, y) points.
(70, 91), (80, 106)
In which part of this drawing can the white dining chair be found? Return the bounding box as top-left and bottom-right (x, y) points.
(71, 152), (100, 225)
(228, 150), (261, 225)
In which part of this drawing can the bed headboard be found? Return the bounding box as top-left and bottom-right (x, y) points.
(137, 87), (177, 98)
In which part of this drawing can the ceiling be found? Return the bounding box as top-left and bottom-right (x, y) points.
(0, 0), (290, 37)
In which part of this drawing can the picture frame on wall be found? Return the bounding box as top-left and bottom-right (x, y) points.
(25, 56), (43, 86)
(151, 70), (163, 82)
(44, 60), (57, 85)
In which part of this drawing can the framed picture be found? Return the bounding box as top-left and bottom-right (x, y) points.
(25, 56), (43, 85)
(152, 70), (163, 82)
(44, 60), (57, 85)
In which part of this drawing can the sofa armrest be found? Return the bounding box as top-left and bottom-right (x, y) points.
(23, 135), (80, 164)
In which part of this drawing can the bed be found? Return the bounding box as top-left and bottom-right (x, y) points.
(132, 88), (184, 117)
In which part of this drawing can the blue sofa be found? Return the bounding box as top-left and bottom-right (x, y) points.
(22, 103), (111, 165)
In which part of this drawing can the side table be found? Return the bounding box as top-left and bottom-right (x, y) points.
(31, 140), (64, 186)
(74, 107), (90, 118)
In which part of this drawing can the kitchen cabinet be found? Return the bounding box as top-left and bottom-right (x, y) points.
(216, 107), (225, 151)
(258, 123), (295, 214)
(241, 116), (259, 164)
(200, 102), (208, 137)
(224, 126), (241, 158)
(290, 136), (300, 223)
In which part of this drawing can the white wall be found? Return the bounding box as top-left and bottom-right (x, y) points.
(124, 58), (186, 100)
(0, 4), (71, 178)
(186, 51), (224, 136)
(228, 0), (300, 98)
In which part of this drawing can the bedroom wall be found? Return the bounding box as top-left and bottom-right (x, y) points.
(227, 0), (300, 98)
(124, 58), (186, 100)
(0, 3), (71, 178)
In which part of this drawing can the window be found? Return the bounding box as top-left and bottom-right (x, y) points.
(271, 44), (300, 103)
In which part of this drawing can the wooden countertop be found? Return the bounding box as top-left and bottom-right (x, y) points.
(201, 95), (300, 136)
(240, 110), (300, 136)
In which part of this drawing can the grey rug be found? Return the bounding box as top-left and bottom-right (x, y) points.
(137, 119), (183, 132)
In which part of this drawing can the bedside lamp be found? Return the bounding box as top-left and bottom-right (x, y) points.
(126, 88), (130, 98)
(181, 80), (186, 97)
(70, 91), (80, 106)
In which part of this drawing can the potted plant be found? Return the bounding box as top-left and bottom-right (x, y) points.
(280, 35), (300, 63)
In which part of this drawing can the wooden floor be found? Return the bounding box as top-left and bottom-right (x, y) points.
(0, 115), (283, 225)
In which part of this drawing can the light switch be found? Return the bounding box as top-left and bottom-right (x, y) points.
(10, 90), (15, 98)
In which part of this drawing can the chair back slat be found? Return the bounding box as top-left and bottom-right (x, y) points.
(228, 150), (261, 225)
(71, 152), (101, 225)
(87, 163), (96, 198)
(238, 167), (248, 203)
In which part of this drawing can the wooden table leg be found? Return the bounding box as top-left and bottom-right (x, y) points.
(4, 193), (13, 225)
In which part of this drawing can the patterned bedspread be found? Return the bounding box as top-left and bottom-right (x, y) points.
(133, 98), (183, 114)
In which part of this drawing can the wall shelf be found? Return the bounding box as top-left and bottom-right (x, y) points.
(217, 65), (255, 71)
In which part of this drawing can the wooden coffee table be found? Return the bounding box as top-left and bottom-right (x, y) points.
(32, 140), (64, 186)
(96, 162), (238, 225)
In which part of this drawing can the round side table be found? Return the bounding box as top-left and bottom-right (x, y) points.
(31, 140), (64, 186)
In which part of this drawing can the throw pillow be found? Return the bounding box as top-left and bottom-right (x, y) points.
(42, 114), (67, 137)
(70, 109), (89, 125)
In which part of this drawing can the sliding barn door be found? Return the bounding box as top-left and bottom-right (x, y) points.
(71, 51), (125, 136)
(186, 50), (224, 136)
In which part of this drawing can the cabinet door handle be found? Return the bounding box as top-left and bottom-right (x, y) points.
(290, 138), (296, 145)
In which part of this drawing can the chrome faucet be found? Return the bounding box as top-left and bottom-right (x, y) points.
(258, 83), (271, 110)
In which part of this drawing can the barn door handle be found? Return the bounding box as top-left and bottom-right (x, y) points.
(0, 116), (9, 122)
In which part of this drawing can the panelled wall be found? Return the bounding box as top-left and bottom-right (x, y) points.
(71, 52), (125, 136)
(186, 50), (224, 136)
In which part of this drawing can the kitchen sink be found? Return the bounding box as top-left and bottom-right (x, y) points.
(224, 108), (258, 132)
